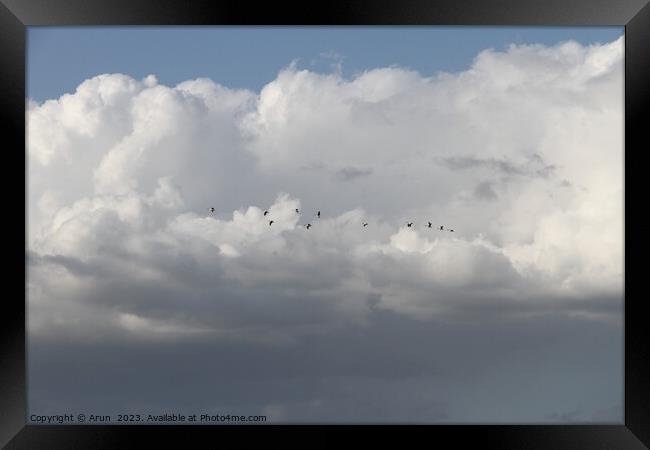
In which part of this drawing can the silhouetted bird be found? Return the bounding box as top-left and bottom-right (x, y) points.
(439, 225), (444, 231)
(449, 229), (455, 232)
(407, 222), (413, 228)
(306, 223), (311, 229)
(317, 211), (321, 218)
(428, 222), (432, 228)
(295, 208), (300, 213)
(363, 222), (368, 227)
(208, 207), (215, 214)
(264, 210), (269, 216)
(269, 220), (274, 226)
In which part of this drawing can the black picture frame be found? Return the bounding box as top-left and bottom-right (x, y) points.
(3, 0), (648, 447)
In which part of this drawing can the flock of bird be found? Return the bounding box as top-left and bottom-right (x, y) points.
(207, 207), (455, 232)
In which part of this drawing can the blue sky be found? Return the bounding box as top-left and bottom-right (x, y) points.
(27, 26), (623, 103)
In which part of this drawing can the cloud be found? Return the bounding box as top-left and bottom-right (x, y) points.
(474, 181), (499, 201)
(335, 166), (373, 181)
(27, 37), (623, 421)
(438, 154), (556, 179)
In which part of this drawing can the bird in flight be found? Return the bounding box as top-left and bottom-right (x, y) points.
(269, 220), (274, 226)
(407, 222), (414, 228)
(427, 222), (432, 228)
(363, 222), (368, 227)
(264, 210), (269, 216)
(208, 207), (215, 214)
(295, 208), (300, 214)
(449, 229), (455, 232)
(439, 225), (444, 231)
(317, 211), (321, 218)
(306, 223), (312, 229)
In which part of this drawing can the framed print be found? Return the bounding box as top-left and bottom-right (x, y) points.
(2, 0), (649, 447)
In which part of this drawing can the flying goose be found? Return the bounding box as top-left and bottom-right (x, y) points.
(269, 220), (274, 226)
(264, 210), (269, 216)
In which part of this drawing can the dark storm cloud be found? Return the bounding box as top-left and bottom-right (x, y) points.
(28, 305), (622, 423)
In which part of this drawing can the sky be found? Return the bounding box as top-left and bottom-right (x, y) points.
(27, 26), (623, 103)
(27, 27), (624, 423)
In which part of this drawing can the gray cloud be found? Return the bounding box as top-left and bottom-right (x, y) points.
(440, 156), (526, 175)
(474, 181), (498, 201)
(438, 154), (556, 180)
(28, 306), (622, 422)
(335, 166), (373, 182)
(300, 162), (326, 172)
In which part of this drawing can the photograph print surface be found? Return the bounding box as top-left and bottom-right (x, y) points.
(27, 27), (624, 423)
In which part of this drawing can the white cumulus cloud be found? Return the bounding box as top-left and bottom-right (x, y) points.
(28, 37), (622, 334)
